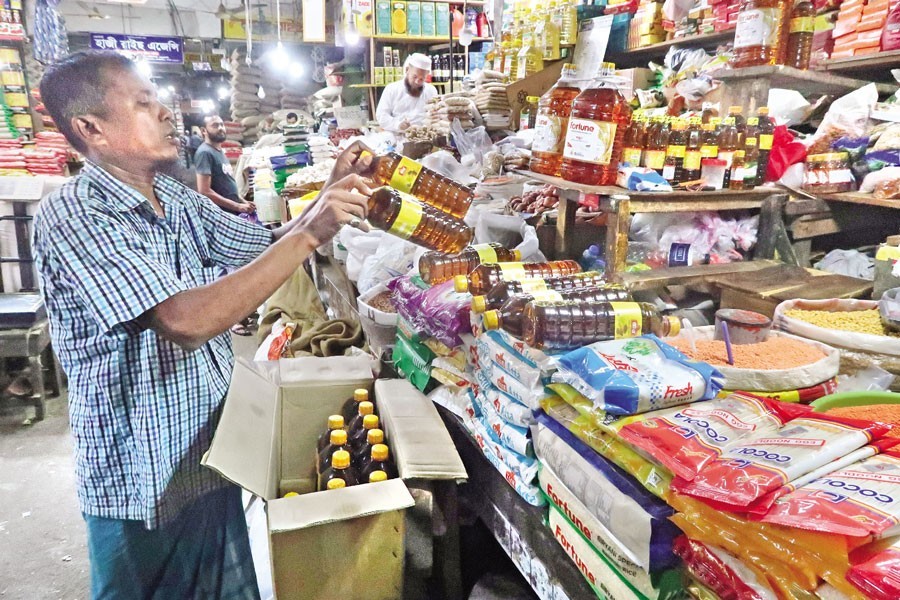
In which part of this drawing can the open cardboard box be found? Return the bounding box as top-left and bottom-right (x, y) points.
(203, 349), (467, 599)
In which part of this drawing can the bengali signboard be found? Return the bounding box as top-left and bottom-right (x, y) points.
(89, 34), (184, 64)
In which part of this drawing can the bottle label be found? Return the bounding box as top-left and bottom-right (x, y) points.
(745, 137), (758, 147)
(390, 156), (423, 193)
(498, 262), (528, 281)
(622, 147), (643, 166)
(734, 8), (783, 50)
(533, 114), (565, 153)
(684, 150), (702, 171)
(472, 243), (499, 263)
(609, 302), (643, 339)
(531, 289), (564, 302)
(644, 149), (666, 170)
(662, 164), (677, 180)
(790, 16), (814, 34)
(700, 144), (719, 159)
(668, 243), (694, 267)
(388, 196), (424, 239)
(719, 150), (736, 168)
(759, 134), (774, 151)
(521, 279), (550, 292)
(563, 117), (618, 165)
(744, 162), (759, 181)
(666, 144), (686, 158)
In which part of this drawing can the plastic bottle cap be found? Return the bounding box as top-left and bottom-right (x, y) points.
(332, 450), (351, 469)
(330, 428), (348, 445)
(454, 275), (470, 293)
(471, 296), (488, 313)
(368, 428), (385, 444)
(283, 491), (300, 498)
(369, 471), (389, 483)
(363, 414), (380, 429)
(483, 310), (501, 330)
(729, 106), (743, 114)
(326, 478), (347, 490)
(372, 443), (390, 461)
(327, 415), (344, 430)
(758, 107), (769, 115)
(512, 249), (522, 261)
(354, 389), (369, 402)
(735, 150), (745, 158)
(526, 95), (540, 103)
(667, 316), (681, 337)
(358, 401), (374, 416)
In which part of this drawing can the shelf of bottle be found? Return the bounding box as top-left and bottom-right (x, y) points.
(350, 81), (451, 88)
(367, 35), (493, 44)
(605, 29), (735, 68)
(709, 64), (895, 95)
(820, 50), (900, 82)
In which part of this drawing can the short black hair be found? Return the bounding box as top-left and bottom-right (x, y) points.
(39, 51), (135, 154)
(286, 112), (298, 120)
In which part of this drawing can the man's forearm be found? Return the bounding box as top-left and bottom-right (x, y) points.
(202, 188), (245, 212)
(141, 232), (317, 350)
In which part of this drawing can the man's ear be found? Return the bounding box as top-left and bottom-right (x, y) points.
(71, 114), (105, 152)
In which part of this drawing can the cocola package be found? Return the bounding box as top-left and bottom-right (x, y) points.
(673, 413), (892, 509)
(552, 336), (724, 416)
(387, 275), (471, 347)
(618, 393), (810, 481)
(673, 537), (779, 600)
(847, 536), (900, 600)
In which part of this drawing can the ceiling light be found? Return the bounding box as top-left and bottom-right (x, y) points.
(135, 61), (152, 78)
(289, 62), (304, 79)
(158, 87), (171, 101)
(217, 85), (230, 100)
(257, 86), (265, 99)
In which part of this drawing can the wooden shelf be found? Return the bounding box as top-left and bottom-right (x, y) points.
(820, 191), (900, 210)
(351, 81), (450, 88)
(710, 64), (896, 96)
(620, 260), (781, 292)
(821, 50), (900, 82)
(368, 35), (492, 44)
(606, 29), (735, 68)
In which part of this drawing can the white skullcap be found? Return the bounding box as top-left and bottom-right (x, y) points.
(405, 53), (432, 72)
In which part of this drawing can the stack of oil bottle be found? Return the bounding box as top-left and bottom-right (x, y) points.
(528, 61), (776, 191)
(315, 389), (398, 491)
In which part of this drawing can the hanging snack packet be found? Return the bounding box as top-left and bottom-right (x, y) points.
(763, 448), (900, 538)
(673, 414), (892, 509)
(619, 393), (810, 481)
(552, 336), (724, 416)
(847, 535), (900, 600)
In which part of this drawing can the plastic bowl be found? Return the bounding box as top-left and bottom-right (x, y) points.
(880, 287), (900, 333)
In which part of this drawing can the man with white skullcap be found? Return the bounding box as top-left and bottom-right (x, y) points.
(375, 53), (438, 133)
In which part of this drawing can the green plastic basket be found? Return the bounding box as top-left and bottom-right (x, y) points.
(810, 391), (900, 412)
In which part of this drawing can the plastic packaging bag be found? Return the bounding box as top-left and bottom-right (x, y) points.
(552, 336), (724, 416)
(674, 537), (779, 600)
(476, 333), (546, 391)
(357, 235), (418, 294)
(814, 249), (875, 281)
(470, 386), (532, 456)
(847, 536), (900, 600)
(387, 276), (471, 348)
(465, 210), (544, 263)
(806, 84), (878, 154)
(473, 368), (534, 427)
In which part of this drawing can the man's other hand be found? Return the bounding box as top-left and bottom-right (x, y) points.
(291, 174), (372, 249)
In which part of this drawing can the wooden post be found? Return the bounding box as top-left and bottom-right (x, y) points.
(555, 190), (578, 259)
(605, 196), (631, 282)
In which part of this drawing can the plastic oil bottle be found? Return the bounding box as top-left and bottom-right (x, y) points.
(522, 300), (682, 351)
(662, 118), (687, 184)
(341, 388), (370, 422)
(319, 450), (359, 491)
(367, 187), (473, 254)
(353, 427), (384, 469)
(517, 15), (544, 80)
(367, 151), (473, 219)
(731, 0), (789, 68)
(621, 116), (646, 168)
(318, 429), (351, 476)
(530, 64), (582, 177)
(700, 120), (719, 160)
(786, 0), (814, 69)
(683, 117), (703, 182)
(743, 119), (761, 186)
(471, 271), (609, 313)
(419, 243), (522, 285)
(483, 285), (633, 338)
(756, 107), (775, 184)
(550, 1), (565, 48)
(717, 115), (741, 188)
(560, 62), (633, 186)
(360, 444), (399, 482)
(641, 116), (669, 174)
(347, 401), (375, 439)
(349, 414), (380, 455)
(560, 0), (578, 45)
(540, 3), (561, 61)
(509, 17), (524, 80)
(317, 415), (346, 454)
(729, 150), (747, 190)
(454, 260), (582, 295)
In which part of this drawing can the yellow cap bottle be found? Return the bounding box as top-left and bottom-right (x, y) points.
(367, 428), (385, 445)
(326, 478), (347, 490)
(363, 414), (380, 430)
(358, 401), (374, 417)
(327, 415), (344, 430)
(332, 450), (351, 469)
(283, 491), (300, 498)
(471, 295), (488, 313)
(330, 428), (348, 446)
(354, 389), (368, 403)
(483, 310), (501, 330)
(454, 275), (470, 293)
(371, 443), (390, 462)
(369, 471), (389, 483)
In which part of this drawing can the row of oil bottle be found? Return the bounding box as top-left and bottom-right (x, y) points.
(314, 390), (399, 491)
(528, 62), (778, 189)
(418, 242), (680, 351)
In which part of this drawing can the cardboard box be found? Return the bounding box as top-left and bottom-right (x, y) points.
(374, 66), (385, 86)
(407, 1), (421, 36)
(421, 1), (436, 37)
(203, 352), (467, 600)
(376, 0), (392, 35)
(391, 1), (407, 35)
(858, 13), (887, 31)
(435, 2), (450, 36)
(615, 67), (655, 101)
(356, 0), (373, 36)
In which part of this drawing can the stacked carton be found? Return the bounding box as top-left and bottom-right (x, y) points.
(831, 0), (889, 58)
(711, 0), (740, 32)
(629, 1), (665, 48)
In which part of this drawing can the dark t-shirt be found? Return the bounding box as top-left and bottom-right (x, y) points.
(194, 143), (241, 209)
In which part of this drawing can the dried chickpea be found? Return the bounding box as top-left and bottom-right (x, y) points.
(784, 308), (899, 337)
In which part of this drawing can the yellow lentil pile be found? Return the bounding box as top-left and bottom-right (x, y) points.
(784, 308), (899, 337)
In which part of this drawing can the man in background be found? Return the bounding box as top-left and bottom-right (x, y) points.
(375, 53), (437, 133)
(195, 115), (255, 215)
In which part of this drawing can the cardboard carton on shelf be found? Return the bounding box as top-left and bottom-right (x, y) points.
(203, 349), (467, 600)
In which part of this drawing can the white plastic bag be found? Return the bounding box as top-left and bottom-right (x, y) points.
(814, 249), (875, 280)
(805, 83), (878, 153)
(341, 227), (383, 283)
(466, 210), (545, 262)
(357, 234), (417, 294)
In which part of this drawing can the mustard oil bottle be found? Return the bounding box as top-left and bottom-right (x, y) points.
(471, 271), (609, 313)
(367, 188), (473, 254)
(684, 117), (703, 182)
(663, 118), (687, 184)
(642, 116), (668, 174)
(621, 116), (646, 167)
(729, 150), (746, 190)
(756, 107), (774, 185)
(454, 260), (582, 295)
(368, 151), (473, 218)
(419, 244), (522, 285)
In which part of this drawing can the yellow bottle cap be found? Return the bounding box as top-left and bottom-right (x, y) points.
(332, 450), (351, 469)
(758, 107), (769, 115)
(330, 428), (348, 445)
(363, 414), (380, 430)
(471, 295), (488, 313)
(354, 389), (369, 402)
(454, 275), (470, 293)
(367, 428), (385, 445)
(327, 415), (344, 430)
(358, 401), (374, 416)
(526, 95), (540, 103)
(372, 443), (390, 462)
(667, 316), (681, 337)
(729, 106), (743, 114)
(735, 150), (745, 158)
(283, 491), (300, 498)
(512, 249), (522, 261)
(327, 478), (347, 490)
(369, 471), (389, 483)
(483, 310), (501, 330)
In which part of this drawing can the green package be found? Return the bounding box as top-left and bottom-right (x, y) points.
(421, 2), (435, 37)
(407, 1), (421, 36)
(376, 0), (392, 35)
(435, 3), (449, 37)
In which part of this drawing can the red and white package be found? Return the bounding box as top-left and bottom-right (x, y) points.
(673, 414), (892, 509)
(762, 447), (900, 537)
(674, 537), (778, 600)
(847, 536), (900, 600)
(618, 393), (809, 481)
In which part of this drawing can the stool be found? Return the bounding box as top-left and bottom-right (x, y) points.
(0, 319), (62, 421)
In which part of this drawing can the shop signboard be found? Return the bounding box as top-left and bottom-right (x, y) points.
(89, 33), (184, 64)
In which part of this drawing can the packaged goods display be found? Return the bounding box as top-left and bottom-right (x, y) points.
(530, 64), (582, 177)
(471, 272), (610, 313)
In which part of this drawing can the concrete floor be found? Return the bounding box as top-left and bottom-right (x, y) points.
(0, 392), (90, 599)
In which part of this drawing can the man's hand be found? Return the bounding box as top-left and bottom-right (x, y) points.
(399, 120), (411, 131)
(290, 174), (372, 249)
(239, 201), (257, 214)
(324, 141), (376, 190)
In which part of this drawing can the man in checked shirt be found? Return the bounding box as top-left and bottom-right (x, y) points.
(32, 51), (374, 599)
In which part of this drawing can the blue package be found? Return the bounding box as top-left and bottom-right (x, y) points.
(551, 335), (724, 416)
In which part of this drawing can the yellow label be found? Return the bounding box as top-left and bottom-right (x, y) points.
(498, 262), (528, 281)
(520, 278), (549, 292)
(700, 144), (718, 159)
(388, 196), (424, 239)
(790, 16), (814, 34)
(666, 144), (686, 159)
(472, 244), (499, 263)
(745, 137), (757, 147)
(747, 117), (759, 127)
(610, 301), (643, 339)
(684, 151), (702, 171)
(644, 150), (666, 170)
(759, 134), (774, 151)
(623, 147), (643, 166)
(562, 118), (618, 165)
(389, 156), (422, 193)
(531, 289), (564, 302)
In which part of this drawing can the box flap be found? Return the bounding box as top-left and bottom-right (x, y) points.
(238, 352), (376, 387)
(375, 379), (468, 482)
(267, 478), (414, 532)
(202, 359), (281, 499)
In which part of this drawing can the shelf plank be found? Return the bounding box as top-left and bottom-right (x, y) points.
(350, 81), (450, 88)
(619, 259), (782, 291)
(821, 50), (900, 82)
(368, 35), (492, 44)
(605, 29), (735, 67)
(820, 191), (900, 210)
(709, 65), (895, 96)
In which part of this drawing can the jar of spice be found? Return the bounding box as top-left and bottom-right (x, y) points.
(802, 152), (854, 194)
